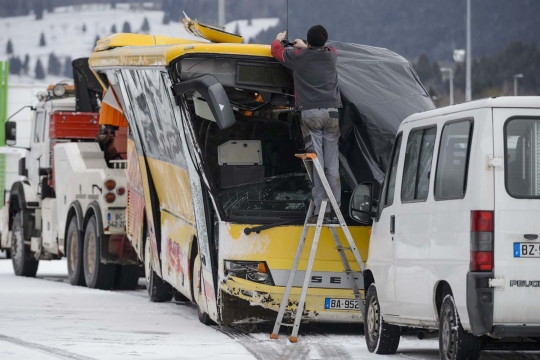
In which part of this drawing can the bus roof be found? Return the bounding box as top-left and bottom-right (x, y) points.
(89, 33), (273, 69)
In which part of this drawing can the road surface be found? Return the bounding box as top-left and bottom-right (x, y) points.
(0, 254), (538, 360)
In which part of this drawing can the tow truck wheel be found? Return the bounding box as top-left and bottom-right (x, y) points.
(66, 217), (86, 286)
(11, 212), (39, 277)
(365, 284), (400, 354)
(144, 235), (172, 302)
(5, 249), (11, 259)
(114, 264), (140, 290)
(192, 252), (214, 325)
(439, 295), (481, 360)
(83, 216), (116, 289)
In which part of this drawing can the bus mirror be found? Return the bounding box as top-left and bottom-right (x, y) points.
(172, 75), (236, 130)
(5, 121), (16, 146)
(350, 183), (373, 225)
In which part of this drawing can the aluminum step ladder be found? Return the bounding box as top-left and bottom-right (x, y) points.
(270, 153), (366, 343)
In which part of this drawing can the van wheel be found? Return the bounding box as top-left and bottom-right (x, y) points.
(365, 284), (400, 354)
(114, 264), (140, 290)
(66, 217), (86, 286)
(83, 216), (116, 289)
(11, 212), (39, 277)
(439, 294), (482, 360)
(192, 252), (214, 325)
(144, 237), (172, 302)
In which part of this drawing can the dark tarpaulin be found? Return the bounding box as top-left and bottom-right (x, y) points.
(328, 41), (435, 190)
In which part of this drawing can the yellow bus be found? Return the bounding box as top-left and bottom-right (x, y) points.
(89, 24), (433, 325)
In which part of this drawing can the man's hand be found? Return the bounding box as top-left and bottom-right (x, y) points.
(276, 31), (287, 41)
(294, 39), (307, 49)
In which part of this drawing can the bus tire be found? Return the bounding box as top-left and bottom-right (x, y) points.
(439, 295), (482, 360)
(114, 264), (140, 290)
(365, 284), (400, 354)
(83, 216), (116, 289)
(66, 217), (86, 286)
(192, 252), (214, 325)
(11, 212), (39, 277)
(144, 237), (172, 302)
(5, 249), (11, 259)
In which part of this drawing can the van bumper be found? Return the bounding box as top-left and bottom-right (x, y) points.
(221, 277), (363, 323)
(466, 271), (494, 336)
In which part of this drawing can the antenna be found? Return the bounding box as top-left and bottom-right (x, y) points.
(286, 0), (289, 40)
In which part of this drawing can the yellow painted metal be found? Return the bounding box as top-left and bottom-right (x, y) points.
(94, 33), (203, 52)
(89, 42), (272, 69)
(182, 18), (243, 44)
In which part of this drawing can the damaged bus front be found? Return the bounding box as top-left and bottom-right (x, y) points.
(89, 31), (433, 325)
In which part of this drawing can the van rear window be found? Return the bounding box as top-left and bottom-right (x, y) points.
(505, 118), (540, 198)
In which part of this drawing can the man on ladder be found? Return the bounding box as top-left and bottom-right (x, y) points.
(271, 27), (365, 343)
(272, 25), (342, 223)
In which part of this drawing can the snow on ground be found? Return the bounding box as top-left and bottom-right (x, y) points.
(0, 256), (538, 359)
(0, 3), (277, 85)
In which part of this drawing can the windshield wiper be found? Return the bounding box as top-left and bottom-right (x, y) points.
(244, 219), (304, 235)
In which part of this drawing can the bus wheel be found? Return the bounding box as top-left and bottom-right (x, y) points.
(11, 212), (39, 277)
(192, 253), (214, 325)
(144, 237), (172, 302)
(83, 215), (116, 289)
(66, 217), (86, 286)
(5, 249), (11, 259)
(114, 264), (140, 290)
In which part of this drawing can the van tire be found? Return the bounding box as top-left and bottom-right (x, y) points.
(66, 217), (86, 286)
(439, 295), (482, 360)
(365, 284), (400, 354)
(145, 238), (173, 302)
(83, 216), (116, 289)
(11, 212), (39, 277)
(114, 264), (140, 290)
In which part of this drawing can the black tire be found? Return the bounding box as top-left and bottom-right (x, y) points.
(145, 236), (172, 302)
(11, 212), (39, 277)
(191, 251), (214, 325)
(66, 217), (85, 286)
(5, 249), (11, 259)
(83, 216), (116, 289)
(114, 264), (140, 290)
(173, 289), (189, 302)
(439, 295), (482, 360)
(365, 284), (400, 354)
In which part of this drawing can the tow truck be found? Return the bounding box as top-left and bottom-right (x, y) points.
(1, 58), (139, 289)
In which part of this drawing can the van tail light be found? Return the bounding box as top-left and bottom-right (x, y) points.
(470, 211), (494, 272)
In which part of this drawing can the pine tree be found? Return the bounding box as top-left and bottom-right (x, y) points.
(39, 32), (46, 47)
(414, 53), (433, 82)
(82, 23), (87, 32)
(432, 61), (442, 84)
(122, 21), (131, 33)
(45, 0), (54, 13)
(34, 0), (44, 20)
(63, 56), (73, 78)
(93, 35), (100, 50)
(162, 13), (170, 25)
(111, 0), (116, 9)
(141, 17), (150, 33)
(35, 59), (45, 80)
(111, 24), (117, 33)
(21, 1), (30, 16)
(8, 56), (21, 75)
(233, 23), (240, 36)
(23, 54), (30, 74)
(6, 39), (13, 54)
(48, 52), (61, 76)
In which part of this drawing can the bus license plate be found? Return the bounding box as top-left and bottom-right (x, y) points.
(514, 242), (540, 257)
(324, 298), (359, 310)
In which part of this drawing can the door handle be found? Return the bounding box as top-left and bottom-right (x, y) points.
(390, 215), (395, 235)
(524, 234), (538, 240)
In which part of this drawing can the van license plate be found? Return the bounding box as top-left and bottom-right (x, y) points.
(324, 298), (359, 310)
(514, 242), (540, 257)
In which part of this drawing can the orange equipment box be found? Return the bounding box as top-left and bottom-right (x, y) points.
(49, 112), (99, 139)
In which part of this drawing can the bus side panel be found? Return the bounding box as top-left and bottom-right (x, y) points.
(126, 138), (146, 259)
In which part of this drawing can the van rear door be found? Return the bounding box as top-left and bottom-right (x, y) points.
(493, 107), (540, 324)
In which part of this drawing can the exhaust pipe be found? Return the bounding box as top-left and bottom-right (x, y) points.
(417, 330), (439, 340)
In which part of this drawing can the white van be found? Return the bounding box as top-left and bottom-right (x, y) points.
(349, 97), (540, 359)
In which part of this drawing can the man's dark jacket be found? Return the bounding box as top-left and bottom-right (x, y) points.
(271, 40), (342, 111)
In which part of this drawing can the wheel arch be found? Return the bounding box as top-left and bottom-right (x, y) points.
(63, 201), (84, 253)
(363, 269), (375, 293)
(434, 280), (453, 319)
(8, 181), (33, 230)
(189, 235), (199, 302)
(84, 201), (104, 236)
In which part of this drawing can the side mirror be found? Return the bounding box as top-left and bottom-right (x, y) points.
(172, 75), (236, 130)
(5, 121), (16, 146)
(349, 182), (373, 225)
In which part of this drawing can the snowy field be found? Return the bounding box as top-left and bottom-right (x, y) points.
(0, 254), (538, 359)
(0, 3), (279, 85)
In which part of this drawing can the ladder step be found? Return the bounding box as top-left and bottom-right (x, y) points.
(336, 246), (352, 251)
(279, 323), (294, 327)
(344, 270), (363, 275)
(306, 223), (341, 227)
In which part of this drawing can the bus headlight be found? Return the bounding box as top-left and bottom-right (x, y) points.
(225, 261), (274, 285)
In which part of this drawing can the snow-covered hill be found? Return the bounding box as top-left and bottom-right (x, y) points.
(0, 3), (279, 85)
